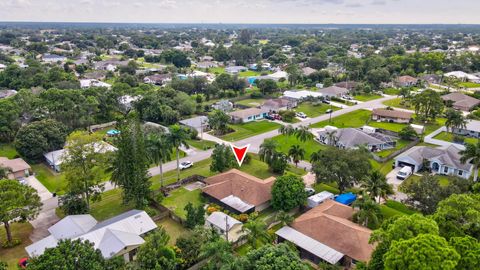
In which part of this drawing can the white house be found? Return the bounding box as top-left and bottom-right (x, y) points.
(205, 212), (244, 243)
(80, 79), (112, 89)
(228, 108), (269, 123)
(452, 120), (480, 138)
(26, 210), (157, 262)
(42, 54), (67, 63)
(445, 71), (480, 83)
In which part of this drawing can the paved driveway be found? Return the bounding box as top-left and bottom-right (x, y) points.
(386, 168), (408, 202)
(26, 175), (52, 202)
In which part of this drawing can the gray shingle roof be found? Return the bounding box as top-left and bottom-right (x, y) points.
(397, 145), (472, 171)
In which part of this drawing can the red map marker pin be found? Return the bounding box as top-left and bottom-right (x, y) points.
(230, 144), (250, 167)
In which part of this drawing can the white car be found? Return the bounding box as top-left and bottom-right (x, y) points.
(179, 161), (193, 170)
(396, 166), (412, 180)
(296, 112), (307, 118)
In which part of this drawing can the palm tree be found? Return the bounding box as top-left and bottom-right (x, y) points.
(167, 125), (190, 181)
(241, 219), (272, 249)
(259, 139), (278, 164)
(352, 194), (382, 229)
(279, 125), (296, 143)
(445, 109), (467, 133)
(145, 133), (172, 187)
(295, 125), (313, 142)
(276, 211), (294, 227)
(0, 166), (8, 179)
(309, 150), (323, 163)
(460, 141), (480, 182)
(288, 145), (305, 167)
(200, 238), (237, 269)
(325, 130), (337, 146)
(361, 170), (393, 203)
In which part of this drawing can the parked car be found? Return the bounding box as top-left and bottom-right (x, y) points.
(265, 114), (274, 120)
(305, 187), (316, 196)
(396, 166), (412, 180)
(322, 99), (331, 104)
(272, 113), (282, 120)
(342, 95), (353, 100)
(179, 161), (194, 170)
(325, 109), (333, 114)
(296, 112), (307, 118)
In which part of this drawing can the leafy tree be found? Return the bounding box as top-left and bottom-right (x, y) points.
(241, 243), (309, 270)
(312, 148), (371, 193)
(208, 110), (231, 136)
(460, 141), (480, 182)
(0, 98), (21, 142)
(27, 239), (107, 270)
(63, 132), (107, 210)
(286, 64), (302, 86)
(352, 194), (382, 229)
(287, 145), (305, 167)
(269, 152), (289, 174)
(411, 89), (444, 121)
(161, 49), (191, 68)
(145, 133), (172, 187)
(0, 167), (7, 179)
(433, 193), (480, 240)
(111, 119), (151, 208)
(257, 79), (278, 95)
(241, 219), (271, 249)
(448, 236), (480, 270)
(398, 125), (418, 140)
(59, 193), (89, 215)
(279, 124), (296, 141)
(275, 211), (294, 227)
(445, 108), (467, 133)
(366, 68), (390, 88)
(176, 227), (219, 268)
(271, 175), (307, 211)
(184, 202), (205, 229)
(167, 125), (190, 181)
(361, 170), (393, 203)
(309, 150), (323, 163)
(259, 139), (278, 165)
(15, 119), (68, 161)
(136, 228), (177, 270)
(200, 238), (238, 270)
(0, 261), (6, 270)
(0, 179), (41, 246)
(295, 126), (313, 142)
(384, 234), (460, 270)
(210, 144), (237, 173)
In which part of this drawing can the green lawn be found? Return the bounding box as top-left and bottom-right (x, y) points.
(354, 94), (382, 102)
(371, 159), (395, 176)
(156, 218), (190, 245)
(458, 82), (480, 88)
(0, 144), (18, 159)
(0, 222), (33, 270)
(239, 70), (264, 77)
(383, 88), (401, 95)
(162, 188), (204, 219)
(310, 109), (372, 129)
(235, 98), (267, 108)
(270, 134), (326, 161)
(293, 102), (340, 118)
(422, 118), (446, 135)
(383, 98), (414, 110)
(89, 189), (135, 221)
(384, 200), (418, 215)
(313, 183), (340, 194)
(187, 139), (217, 150)
(380, 205), (406, 219)
(220, 121), (281, 142)
(31, 164), (67, 194)
(433, 132), (478, 145)
(369, 121), (408, 132)
(376, 139), (412, 158)
(207, 67), (226, 75)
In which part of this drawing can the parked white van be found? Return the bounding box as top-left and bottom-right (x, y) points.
(396, 166), (412, 180)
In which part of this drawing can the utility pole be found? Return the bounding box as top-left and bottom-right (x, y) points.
(225, 215), (229, 242)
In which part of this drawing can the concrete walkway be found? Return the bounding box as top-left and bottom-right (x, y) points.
(424, 126), (465, 150)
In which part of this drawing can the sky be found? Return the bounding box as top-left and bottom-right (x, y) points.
(0, 0), (479, 24)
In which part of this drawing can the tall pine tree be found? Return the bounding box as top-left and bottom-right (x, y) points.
(111, 118), (151, 208)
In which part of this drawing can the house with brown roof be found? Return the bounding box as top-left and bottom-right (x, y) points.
(372, 108), (413, 123)
(228, 108), (269, 123)
(202, 169), (275, 214)
(143, 73), (172, 85)
(302, 67), (317, 76)
(275, 200), (374, 266)
(261, 98), (297, 113)
(395, 75), (418, 87)
(334, 81), (358, 92)
(441, 92), (480, 111)
(318, 86), (349, 98)
(0, 157), (31, 179)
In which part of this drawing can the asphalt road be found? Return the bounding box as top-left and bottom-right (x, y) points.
(147, 95), (396, 176)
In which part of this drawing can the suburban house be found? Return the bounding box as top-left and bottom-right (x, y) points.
(334, 81), (358, 92)
(42, 54), (67, 63)
(94, 60), (129, 71)
(441, 92), (480, 111)
(225, 66), (247, 74)
(0, 89), (17, 99)
(212, 100), (234, 112)
(197, 61), (218, 69)
(371, 108), (413, 123)
(318, 86), (349, 98)
(143, 73), (172, 85)
(205, 212), (244, 243)
(276, 200), (374, 266)
(302, 67), (317, 76)
(394, 145), (473, 179)
(25, 210), (157, 262)
(228, 108), (268, 123)
(83, 71), (107, 81)
(445, 71), (480, 83)
(261, 98), (297, 113)
(395, 75), (418, 87)
(283, 90), (323, 101)
(420, 74), (441, 85)
(0, 157), (31, 179)
(452, 119), (480, 138)
(80, 79), (112, 89)
(317, 126), (396, 152)
(179, 115), (209, 131)
(118, 95), (141, 112)
(202, 169), (275, 214)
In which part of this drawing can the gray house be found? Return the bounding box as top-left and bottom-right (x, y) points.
(394, 145), (473, 179)
(317, 127), (396, 152)
(452, 120), (480, 138)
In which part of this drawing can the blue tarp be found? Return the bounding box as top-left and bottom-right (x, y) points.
(106, 129), (120, 136)
(335, 193), (356, 205)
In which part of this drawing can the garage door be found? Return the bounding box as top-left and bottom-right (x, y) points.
(397, 161), (415, 171)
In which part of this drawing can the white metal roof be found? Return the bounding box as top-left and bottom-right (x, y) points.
(276, 226), (344, 264)
(283, 90), (323, 100)
(48, 215), (98, 240)
(220, 195), (255, 213)
(308, 191), (335, 204)
(206, 212), (242, 232)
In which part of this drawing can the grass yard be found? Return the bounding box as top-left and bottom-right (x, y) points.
(220, 121), (281, 142)
(238, 70), (264, 77)
(270, 134), (327, 161)
(162, 188), (204, 219)
(207, 67), (226, 74)
(376, 139), (412, 158)
(0, 222), (33, 270)
(458, 82), (480, 88)
(293, 102), (340, 118)
(0, 144), (18, 159)
(235, 98), (267, 108)
(187, 139), (217, 150)
(371, 159), (395, 176)
(310, 109), (372, 129)
(383, 97), (413, 110)
(31, 164), (67, 194)
(89, 189), (135, 221)
(354, 94), (382, 102)
(156, 218), (190, 245)
(383, 88), (401, 95)
(313, 183), (340, 194)
(380, 205), (406, 219)
(369, 121), (408, 132)
(422, 118), (446, 135)
(433, 132), (478, 145)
